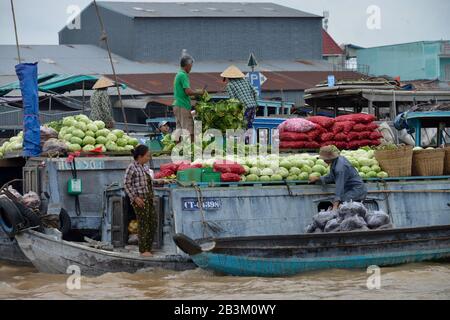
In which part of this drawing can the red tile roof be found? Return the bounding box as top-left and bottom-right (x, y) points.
(111, 71), (361, 95)
(322, 29), (344, 56)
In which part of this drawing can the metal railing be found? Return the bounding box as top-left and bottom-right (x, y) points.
(0, 109), (88, 128)
(332, 62), (370, 75)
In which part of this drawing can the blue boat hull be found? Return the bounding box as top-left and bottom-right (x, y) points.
(190, 248), (450, 277)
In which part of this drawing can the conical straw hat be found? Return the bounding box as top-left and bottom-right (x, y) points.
(93, 77), (115, 90)
(220, 65), (245, 79)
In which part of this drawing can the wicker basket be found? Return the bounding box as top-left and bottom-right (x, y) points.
(445, 147), (450, 175)
(374, 146), (413, 177)
(412, 148), (445, 176)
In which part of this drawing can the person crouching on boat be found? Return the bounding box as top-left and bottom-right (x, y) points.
(124, 145), (157, 257)
(309, 145), (368, 211)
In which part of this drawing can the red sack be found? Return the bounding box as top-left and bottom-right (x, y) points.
(160, 162), (179, 172)
(221, 173), (242, 182)
(335, 133), (348, 141)
(335, 141), (348, 150)
(352, 123), (366, 132)
(306, 129), (323, 141)
(280, 131), (310, 142)
(358, 131), (372, 140)
(348, 140), (372, 149)
(367, 123), (379, 131)
(336, 114), (376, 124)
(321, 140), (336, 147)
(280, 141), (307, 149)
(346, 132), (360, 142)
(304, 141), (321, 149)
(307, 116), (335, 129)
(370, 131), (383, 140)
(370, 139), (381, 146)
(178, 163), (201, 171)
(155, 169), (174, 179)
(214, 161), (246, 175)
(332, 121), (355, 134)
(320, 132), (334, 142)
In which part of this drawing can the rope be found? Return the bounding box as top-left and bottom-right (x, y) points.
(92, 0), (129, 134)
(10, 0), (21, 64)
(193, 184), (223, 238)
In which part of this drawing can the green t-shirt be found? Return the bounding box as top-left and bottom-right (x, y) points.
(173, 70), (192, 110)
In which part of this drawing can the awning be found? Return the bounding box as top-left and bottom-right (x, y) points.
(0, 73), (57, 96)
(38, 74), (127, 94)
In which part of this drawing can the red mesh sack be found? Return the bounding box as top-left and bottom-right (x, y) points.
(280, 141), (307, 149)
(306, 129), (322, 140)
(221, 173), (242, 182)
(320, 133), (334, 142)
(304, 141), (321, 149)
(280, 131), (310, 142)
(155, 169), (174, 179)
(346, 132), (360, 142)
(336, 114), (376, 124)
(278, 118), (316, 133)
(334, 141), (348, 150)
(307, 116), (335, 128)
(160, 163), (179, 172)
(332, 121), (355, 134)
(367, 123), (379, 131)
(335, 133), (348, 141)
(352, 123), (366, 132)
(370, 131), (383, 140)
(358, 131), (372, 140)
(370, 139), (381, 146)
(178, 163), (198, 171)
(214, 161), (246, 175)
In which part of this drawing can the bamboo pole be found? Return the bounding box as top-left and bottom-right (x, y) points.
(10, 0), (21, 64)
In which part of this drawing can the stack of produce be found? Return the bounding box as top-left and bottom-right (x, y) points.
(340, 148), (389, 179)
(279, 114), (383, 151)
(306, 202), (393, 234)
(155, 161), (202, 179)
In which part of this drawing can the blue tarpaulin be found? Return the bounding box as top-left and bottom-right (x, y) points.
(16, 63), (41, 157)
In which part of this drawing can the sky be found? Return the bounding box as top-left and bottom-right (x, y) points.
(0, 0), (449, 48)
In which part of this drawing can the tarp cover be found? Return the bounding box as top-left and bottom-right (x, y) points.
(16, 63), (41, 157)
(0, 73), (56, 96)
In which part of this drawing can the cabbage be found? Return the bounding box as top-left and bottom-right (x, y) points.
(106, 142), (118, 151)
(366, 171), (378, 178)
(280, 159), (292, 169)
(312, 165), (326, 175)
(309, 172), (321, 179)
(95, 144), (107, 152)
(76, 114), (91, 124)
(240, 176), (246, 182)
(87, 123), (98, 133)
(243, 165), (250, 174)
(9, 136), (20, 143)
(116, 138), (128, 147)
(289, 167), (301, 176)
(72, 129), (85, 139)
(377, 171), (389, 178)
(286, 175), (298, 181)
(271, 174), (283, 181)
(62, 117), (76, 127)
(74, 121), (87, 132)
(299, 172), (310, 180)
(94, 120), (106, 130)
(112, 129), (125, 139)
(315, 159), (327, 167)
(117, 146), (125, 152)
(413, 147), (423, 151)
(84, 130), (96, 138)
(66, 126), (76, 134)
(358, 158), (372, 167)
(63, 134), (73, 141)
(96, 136), (108, 145)
(246, 174), (259, 182)
(306, 160), (315, 168)
(124, 145), (134, 151)
(359, 172), (366, 179)
(106, 133), (118, 142)
(68, 144), (82, 152)
(360, 166), (371, 174)
(127, 137), (139, 147)
(83, 136), (96, 146)
(96, 129), (110, 138)
(371, 165), (381, 173)
(70, 136), (83, 146)
(259, 175), (271, 182)
(277, 167), (289, 178)
(249, 167), (261, 176)
(302, 165), (312, 174)
(82, 145), (96, 152)
(261, 168), (274, 176)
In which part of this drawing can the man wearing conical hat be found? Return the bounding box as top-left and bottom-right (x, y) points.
(221, 65), (258, 130)
(90, 77), (115, 129)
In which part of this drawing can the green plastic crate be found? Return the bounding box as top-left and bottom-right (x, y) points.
(146, 139), (163, 152)
(202, 172), (221, 183)
(201, 167), (214, 174)
(177, 168), (203, 183)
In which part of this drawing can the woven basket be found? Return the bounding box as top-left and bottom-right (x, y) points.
(412, 148), (445, 176)
(374, 146), (413, 177)
(445, 147), (450, 175)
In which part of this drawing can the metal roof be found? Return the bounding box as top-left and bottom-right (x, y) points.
(97, 1), (321, 18)
(111, 71), (362, 95)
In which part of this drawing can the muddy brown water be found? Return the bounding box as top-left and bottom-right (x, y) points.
(1, 262), (449, 300)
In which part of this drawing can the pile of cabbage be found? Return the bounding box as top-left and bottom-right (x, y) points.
(340, 148), (388, 179)
(0, 132), (23, 158)
(58, 115), (138, 152)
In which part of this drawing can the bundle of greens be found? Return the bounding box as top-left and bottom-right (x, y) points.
(161, 134), (176, 152)
(195, 93), (246, 133)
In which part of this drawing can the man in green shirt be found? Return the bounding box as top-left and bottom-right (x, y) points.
(173, 55), (204, 142)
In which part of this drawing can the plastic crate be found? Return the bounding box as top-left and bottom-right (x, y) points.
(177, 168), (202, 183)
(201, 167), (214, 174)
(202, 172), (221, 183)
(146, 139), (163, 152)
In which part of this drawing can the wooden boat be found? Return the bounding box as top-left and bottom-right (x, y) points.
(173, 225), (450, 277)
(15, 229), (195, 276)
(0, 227), (31, 266)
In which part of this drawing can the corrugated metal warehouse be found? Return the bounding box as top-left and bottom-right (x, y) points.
(59, 2), (324, 62)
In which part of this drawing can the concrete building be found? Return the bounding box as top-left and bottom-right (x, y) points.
(357, 41), (450, 81)
(59, 1), (323, 62)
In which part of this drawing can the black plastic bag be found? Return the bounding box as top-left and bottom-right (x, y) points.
(340, 215), (367, 232)
(313, 210), (337, 229)
(338, 201), (368, 219)
(366, 211), (390, 229)
(324, 218), (341, 233)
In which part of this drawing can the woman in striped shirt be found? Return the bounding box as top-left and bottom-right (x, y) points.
(124, 145), (157, 257)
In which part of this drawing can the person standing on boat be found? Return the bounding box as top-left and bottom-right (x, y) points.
(124, 145), (157, 257)
(90, 77), (115, 129)
(221, 65), (259, 130)
(309, 145), (367, 210)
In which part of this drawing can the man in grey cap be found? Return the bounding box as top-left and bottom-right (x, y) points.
(158, 121), (171, 135)
(309, 145), (367, 210)
(172, 54), (205, 142)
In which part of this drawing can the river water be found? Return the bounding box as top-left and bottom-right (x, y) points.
(1, 262), (449, 300)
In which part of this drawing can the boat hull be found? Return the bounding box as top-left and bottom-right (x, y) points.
(0, 227), (31, 266)
(175, 225), (450, 277)
(16, 230), (195, 276)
